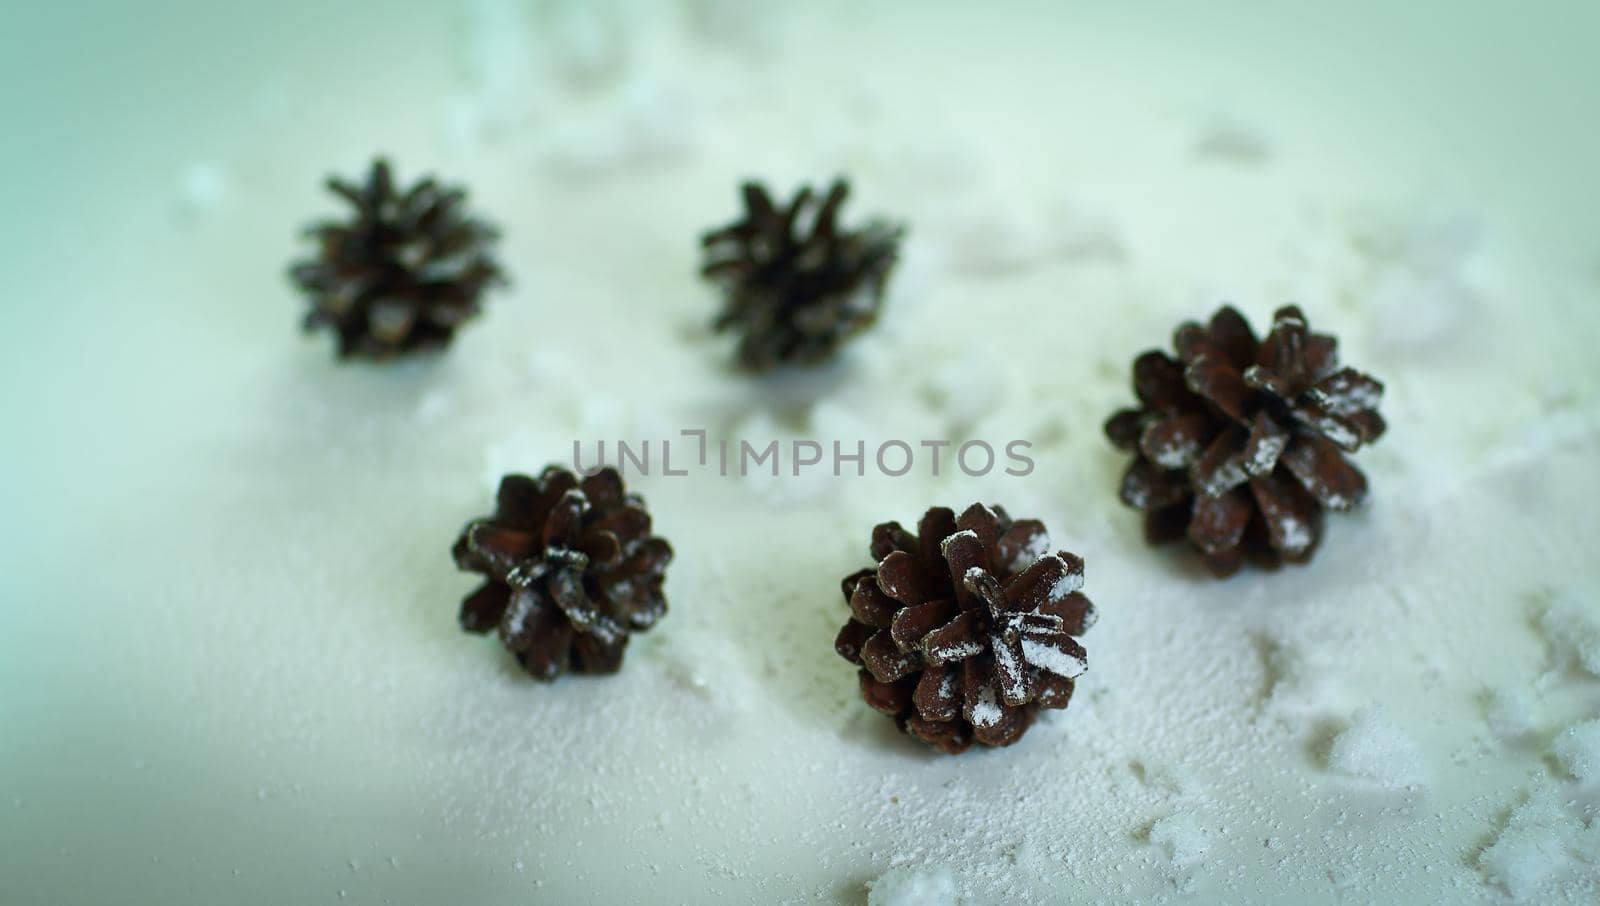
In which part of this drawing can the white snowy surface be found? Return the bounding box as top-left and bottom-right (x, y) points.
(1551, 720), (1600, 782)
(1539, 591), (1600, 680)
(4, 1), (1600, 904)
(1324, 706), (1428, 789)
(1479, 785), (1600, 901)
(865, 865), (959, 906)
(1146, 811), (1210, 872)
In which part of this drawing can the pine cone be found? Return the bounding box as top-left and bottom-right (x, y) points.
(452, 467), (671, 680)
(290, 159), (505, 360)
(835, 504), (1096, 754)
(1105, 305), (1386, 576)
(702, 179), (903, 371)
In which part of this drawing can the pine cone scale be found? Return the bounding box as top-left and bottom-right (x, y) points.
(1121, 459), (1191, 511)
(1034, 673), (1075, 710)
(940, 531), (988, 609)
(1189, 488), (1252, 555)
(996, 519), (1049, 574)
(835, 619), (874, 663)
(460, 581), (510, 633)
(1185, 354), (1254, 421)
(1243, 412), (1290, 476)
(849, 577), (899, 627)
(916, 508), (958, 564)
(889, 599), (956, 652)
(913, 666), (960, 722)
(498, 587), (544, 651)
(1281, 436), (1369, 510)
(1005, 553), (1084, 613)
(992, 636), (1032, 707)
(921, 610), (987, 664)
(1041, 592), (1097, 635)
(862, 631), (921, 683)
(1248, 473), (1319, 560)
(1139, 413), (1212, 469)
(516, 612), (574, 681)
(1133, 351), (1190, 409)
(860, 670), (913, 715)
(875, 550), (943, 606)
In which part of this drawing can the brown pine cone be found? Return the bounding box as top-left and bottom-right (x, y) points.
(452, 466), (671, 680)
(290, 158), (505, 360)
(835, 504), (1096, 755)
(1105, 305), (1386, 576)
(701, 179), (903, 372)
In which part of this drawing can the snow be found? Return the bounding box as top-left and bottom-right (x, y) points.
(1275, 516), (1313, 554)
(866, 865), (958, 906)
(1325, 707), (1428, 789)
(1356, 211), (1483, 356)
(1008, 531), (1051, 574)
(1550, 719), (1600, 782)
(968, 685), (1002, 728)
(1478, 786), (1597, 900)
(935, 197), (1124, 276)
(1046, 559), (1084, 602)
(1537, 590), (1600, 678)
(1483, 687), (1538, 740)
(1256, 633), (1335, 716)
(1020, 639), (1087, 679)
(1147, 812), (1210, 871)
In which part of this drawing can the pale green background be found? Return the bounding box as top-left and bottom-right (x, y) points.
(2, 2), (1598, 904)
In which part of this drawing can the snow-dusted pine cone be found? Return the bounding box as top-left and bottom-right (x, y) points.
(290, 158), (504, 359)
(835, 504), (1096, 754)
(701, 179), (902, 371)
(1105, 305), (1386, 575)
(453, 467), (671, 680)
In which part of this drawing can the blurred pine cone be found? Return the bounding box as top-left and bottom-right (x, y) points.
(290, 159), (504, 360)
(1105, 305), (1386, 576)
(702, 179), (902, 371)
(835, 504), (1095, 754)
(453, 467), (671, 680)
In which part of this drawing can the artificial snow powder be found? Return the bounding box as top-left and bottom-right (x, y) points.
(866, 865), (958, 906)
(1147, 812), (1210, 870)
(1325, 706), (1428, 788)
(1550, 719), (1600, 782)
(1538, 591), (1600, 678)
(1479, 785), (1598, 900)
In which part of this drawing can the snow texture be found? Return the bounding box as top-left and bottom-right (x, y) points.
(1484, 687), (1538, 740)
(1550, 719), (1600, 782)
(1020, 638), (1087, 679)
(1325, 706), (1427, 788)
(1479, 786), (1600, 900)
(1148, 812), (1210, 870)
(866, 865), (958, 906)
(1538, 590), (1600, 678)
(1357, 211), (1482, 355)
